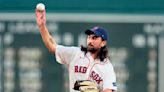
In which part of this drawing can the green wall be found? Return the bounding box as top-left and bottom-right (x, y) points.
(0, 0), (164, 14)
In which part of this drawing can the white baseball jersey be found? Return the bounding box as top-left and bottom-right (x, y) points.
(55, 45), (117, 92)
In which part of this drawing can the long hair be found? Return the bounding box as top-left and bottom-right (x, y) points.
(81, 45), (109, 62)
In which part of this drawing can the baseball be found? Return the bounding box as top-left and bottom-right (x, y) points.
(36, 3), (45, 11)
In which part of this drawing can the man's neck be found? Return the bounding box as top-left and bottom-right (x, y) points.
(90, 50), (100, 60)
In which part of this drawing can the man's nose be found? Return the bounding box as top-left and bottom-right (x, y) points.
(88, 38), (94, 43)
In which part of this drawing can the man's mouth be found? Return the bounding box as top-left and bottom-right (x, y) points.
(88, 45), (93, 48)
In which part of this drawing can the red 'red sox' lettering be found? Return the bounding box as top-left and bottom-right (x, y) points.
(90, 71), (103, 84)
(74, 66), (87, 73)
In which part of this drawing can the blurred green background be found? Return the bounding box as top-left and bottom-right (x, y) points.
(0, 0), (164, 13)
(0, 0), (164, 92)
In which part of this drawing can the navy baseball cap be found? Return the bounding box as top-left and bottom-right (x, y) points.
(85, 26), (108, 40)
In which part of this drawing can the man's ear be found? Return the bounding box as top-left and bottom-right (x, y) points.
(101, 41), (107, 47)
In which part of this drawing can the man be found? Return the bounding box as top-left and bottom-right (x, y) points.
(35, 9), (117, 92)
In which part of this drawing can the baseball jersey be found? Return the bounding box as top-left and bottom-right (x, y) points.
(55, 45), (117, 92)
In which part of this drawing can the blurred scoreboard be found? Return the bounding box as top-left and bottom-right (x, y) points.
(0, 13), (164, 92)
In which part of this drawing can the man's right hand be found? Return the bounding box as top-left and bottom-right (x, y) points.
(35, 9), (56, 53)
(35, 9), (46, 27)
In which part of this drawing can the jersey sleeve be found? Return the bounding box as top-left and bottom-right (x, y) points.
(55, 45), (80, 65)
(102, 63), (117, 91)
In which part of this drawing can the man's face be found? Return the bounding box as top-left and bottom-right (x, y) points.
(87, 34), (106, 53)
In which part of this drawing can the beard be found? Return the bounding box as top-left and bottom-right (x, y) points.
(87, 45), (98, 53)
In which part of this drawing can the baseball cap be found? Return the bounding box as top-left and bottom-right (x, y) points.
(85, 26), (108, 40)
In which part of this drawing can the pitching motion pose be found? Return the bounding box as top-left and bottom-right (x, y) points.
(35, 3), (117, 92)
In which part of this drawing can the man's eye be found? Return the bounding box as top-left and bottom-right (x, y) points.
(93, 36), (98, 39)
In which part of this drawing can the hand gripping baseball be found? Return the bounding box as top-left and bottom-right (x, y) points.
(73, 80), (99, 92)
(35, 9), (46, 27)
